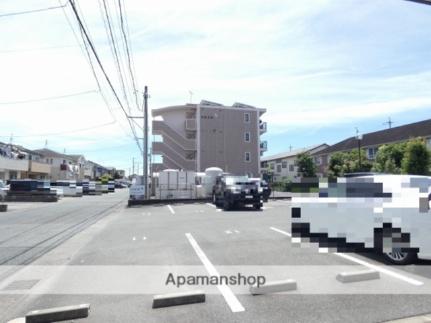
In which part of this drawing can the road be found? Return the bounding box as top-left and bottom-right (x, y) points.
(2, 196), (431, 322)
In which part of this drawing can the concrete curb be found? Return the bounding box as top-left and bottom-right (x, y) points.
(152, 290), (205, 308)
(336, 269), (380, 283)
(250, 279), (297, 295)
(25, 303), (90, 323)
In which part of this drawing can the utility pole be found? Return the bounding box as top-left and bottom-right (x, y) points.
(132, 157), (135, 176)
(143, 86), (149, 199)
(383, 117), (394, 129)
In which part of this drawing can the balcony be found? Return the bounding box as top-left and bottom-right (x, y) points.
(0, 156), (28, 172)
(259, 121), (267, 134)
(260, 140), (268, 152)
(29, 161), (51, 174)
(185, 118), (197, 131)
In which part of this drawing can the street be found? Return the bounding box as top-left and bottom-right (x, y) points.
(2, 196), (431, 322)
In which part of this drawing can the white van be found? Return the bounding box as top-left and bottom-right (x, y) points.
(291, 175), (431, 265)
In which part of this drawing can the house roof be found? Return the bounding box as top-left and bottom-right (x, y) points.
(33, 148), (72, 160)
(261, 144), (328, 162)
(316, 118), (431, 155)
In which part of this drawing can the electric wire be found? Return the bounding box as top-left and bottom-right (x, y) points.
(0, 4), (66, 18)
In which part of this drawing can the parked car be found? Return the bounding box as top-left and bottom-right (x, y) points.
(291, 174), (431, 265)
(249, 178), (271, 202)
(0, 180), (8, 201)
(212, 174), (263, 211)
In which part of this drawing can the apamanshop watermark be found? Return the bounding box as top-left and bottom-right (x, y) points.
(166, 273), (266, 288)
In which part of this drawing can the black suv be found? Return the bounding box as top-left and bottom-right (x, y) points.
(212, 175), (263, 210)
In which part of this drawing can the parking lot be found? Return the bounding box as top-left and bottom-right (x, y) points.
(2, 197), (431, 322)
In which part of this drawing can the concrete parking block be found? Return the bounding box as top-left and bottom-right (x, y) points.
(152, 290), (206, 308)
(250, 279), (297, 295)
(25, 303), (90, 323)
(336, 269), (380, 283)
(0, 204), (7, 212)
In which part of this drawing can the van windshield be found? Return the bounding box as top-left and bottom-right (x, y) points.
(225, 176), (249, 185)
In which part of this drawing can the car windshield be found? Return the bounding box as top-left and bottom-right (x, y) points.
(225, 176), (249, 185)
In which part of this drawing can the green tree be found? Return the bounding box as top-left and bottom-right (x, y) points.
(296, 153), (316, 177)
(328, 149), (372, 178)
(372, 143), (406, 174)
(401, 138), (430, 175)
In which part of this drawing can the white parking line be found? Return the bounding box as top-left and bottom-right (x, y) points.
(270, 226), (291, 237)
(233, 230), (240, 234)
(206, 203), (216, 208)
(167, 205), (175, 214)
(185, 233), (245, 313)
(225, 230), (232, 234)
(334, 253), (424, 286)
(269, 227), (424, 286)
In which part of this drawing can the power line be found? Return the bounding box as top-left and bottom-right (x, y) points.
(0, 89), (97, 105)
(0, 4), (66, 18)
(67, 0), (142, 154)
(58, 0), (137, 146)
(117, 0), (140, 111)
(99, 0), (131, 114)
(0, 121), (116, 138)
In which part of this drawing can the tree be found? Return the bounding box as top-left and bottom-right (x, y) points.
(401, 138), (430, 175)
(328, 149), (372, 178)
(373, 143), (406, 174)
(296, 153), (316, 177)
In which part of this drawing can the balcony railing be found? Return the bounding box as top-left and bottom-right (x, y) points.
(260, 140), (268, 152)
(259, 121), (267, 134)
(0, 156), (29, 171)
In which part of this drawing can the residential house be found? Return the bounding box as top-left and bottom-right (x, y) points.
(261, 144), (329, 182)
(0, 142), (51, 180)
(151, 100), (267, 177)
(312, 118), (431, 175)
(34, 148), (80, 181)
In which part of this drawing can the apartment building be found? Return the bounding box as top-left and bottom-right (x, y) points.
(34, 148), (81, 181)
(261, 144), (328, 181)
(312, 118), (431, 175)
(151, 100), (267, 177)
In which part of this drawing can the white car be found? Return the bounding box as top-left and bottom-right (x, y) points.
(0, 180), (7, 201)
(291, 174), (431, 265)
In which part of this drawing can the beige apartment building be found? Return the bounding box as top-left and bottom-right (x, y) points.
(152, 100), (267, 177)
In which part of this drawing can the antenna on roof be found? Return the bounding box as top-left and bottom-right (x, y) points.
(9, 133), (13, 145)
(44, 139), (48, 148)
(383, 117), (394, 129)
(63, 148), (66, 154)
(289, 145), (292, 152)
(189, 90), (193, 103)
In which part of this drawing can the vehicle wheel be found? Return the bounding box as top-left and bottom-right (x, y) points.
(254, 203), (261, 210)
(383, 249), (417, 265)
(223, 200), (231, 211)
(212, 193), (217, 205)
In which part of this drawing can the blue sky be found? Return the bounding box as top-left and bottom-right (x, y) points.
(1, 0), (431, 173)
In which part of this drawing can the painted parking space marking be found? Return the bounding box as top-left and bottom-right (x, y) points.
(269, 226), (291, 237)
(334, 253), (424, 286)
(270, 227), (424, 286)
(185, 233), (245, 313)
(167, 205), (175, 214)
(206, 203), (216, 208)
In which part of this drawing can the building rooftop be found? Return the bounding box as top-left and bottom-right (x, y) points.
(261, 144), (328, 162)
(317, 118), (431, 155)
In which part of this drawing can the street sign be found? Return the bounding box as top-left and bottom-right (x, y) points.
(130, 185), (145, 197)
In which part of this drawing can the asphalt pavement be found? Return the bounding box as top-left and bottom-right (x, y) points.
(1, 196), (431, 322)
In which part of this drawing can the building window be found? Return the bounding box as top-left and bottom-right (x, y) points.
(245, 152), (251, 162)
(289, 164), (294, 172)
(269, 163), (274, 170)
(244, 112), (250, 123)
(276, 164), (282, 173)
(245, 132), (251, 142)
(367, 147), (378, 160)
(282, 161), (287, 168)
